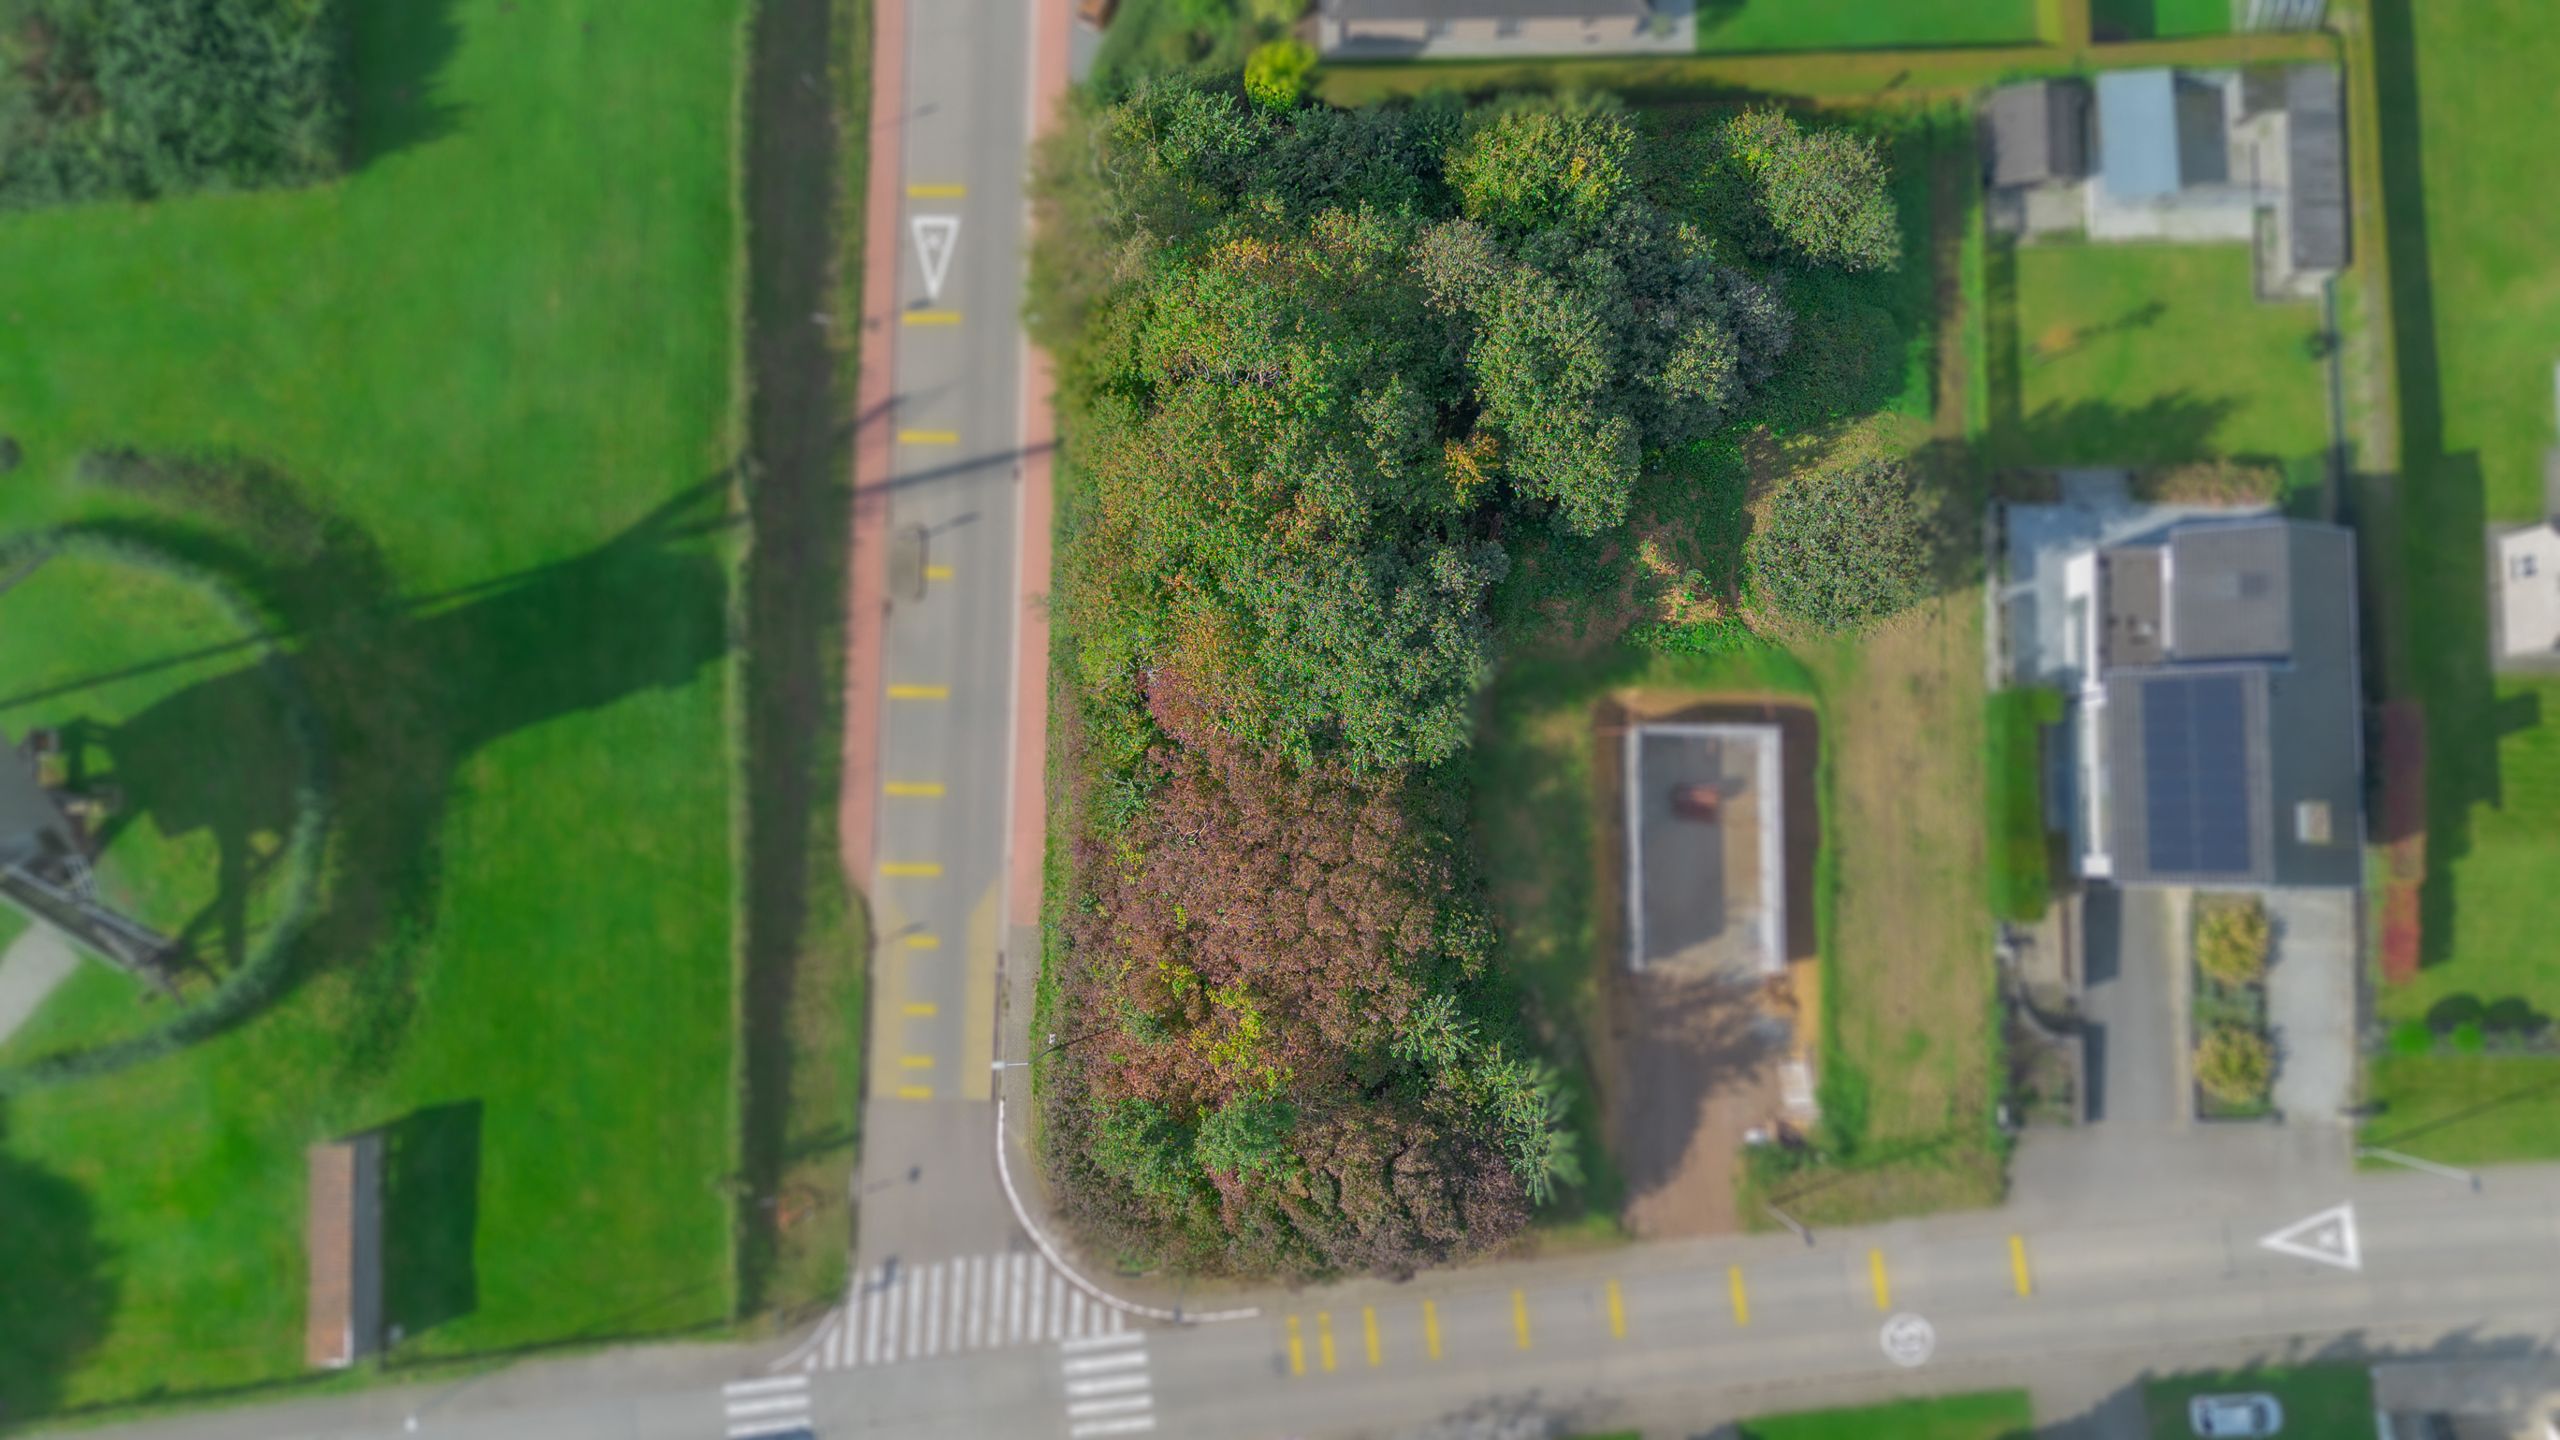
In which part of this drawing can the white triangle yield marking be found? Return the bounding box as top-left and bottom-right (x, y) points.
(2258, 1202), (2362, 1271)
(911, 215), (961, 302)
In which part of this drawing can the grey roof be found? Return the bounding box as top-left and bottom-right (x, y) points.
(2286, 65), (2349, 271)
(1983, 80), (2090, 188)
(2099, 544), (2167, 668)
(2101, 520), (2363, 888)
(2169, 523), (2293, 660)
(1325, 0), (1647, 18)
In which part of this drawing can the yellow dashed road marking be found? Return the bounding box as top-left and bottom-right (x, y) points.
(2010, 1233), (2033, 1297)
(1362, 1305), (1381, 1367)
(907, 182), (967, 198)
(903, 1002), (938, 1017)
(1511, 1289), (1531, 1350)
(1423, 1299), (1442, 1359)
(1869, 1249), (1892, 1312)
(899, 1055), (932, 1070)
(1605, 1279), (1627, 1339)
(1729, 1266), (1751, 1326)
(896, 429), (959, 445)
(1285, 1315), (1304, 1377)
(887, 684), (949, 700)
(881, 862), (942, 878)
(1316, 1312), (1336, 1372)
(885, 781), (945, 797)
(902, 309), (962, 326)
(895, 1084), (932, 1100)
(924, 564), (954, 580)
(902, 933), (941, 949)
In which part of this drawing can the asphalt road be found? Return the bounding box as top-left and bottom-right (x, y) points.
(849, 0), (1038, 1277)
(48, 1160), (2560, 1440)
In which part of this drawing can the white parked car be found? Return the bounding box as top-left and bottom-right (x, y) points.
(2190, 1392), (2284, 1437)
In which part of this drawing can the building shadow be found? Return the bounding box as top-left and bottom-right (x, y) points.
(0, 454), (733, 1082)
(0, 1105), (116, 1427)
(347, 0), (467, 166)
(381, 1100), (482, 1343)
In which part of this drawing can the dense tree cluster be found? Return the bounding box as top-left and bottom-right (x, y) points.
(1723, 106), (1902, 273)
(0, 0), (344, 209)
(1036, 78), (1903, 1278)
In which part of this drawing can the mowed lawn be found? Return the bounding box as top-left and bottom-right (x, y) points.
(1999, 243), (2329, 469)
(0, 0), (742, 1416)
(1695, 0), (2044, 53)
(2091, 0), (2232, 40)
(1740, 1390), (2035, 1439)
(2362, 0), (2560, 1161)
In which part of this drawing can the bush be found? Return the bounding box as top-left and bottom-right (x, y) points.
(2451, 1021), (2486, 1055)
(1722, 106), (1900, 272)
(2131, 458), (2284, 506)
(1986, 687), (2063, 922)
(2195, 1025), (2272, 1106)
(1242, 38), (1314, 111)
(1751, 457), (1931, 631)
(2195, 898), (2271, 989)
(2389, 1019), (2434, 1057)
(0, 0), (346, 210)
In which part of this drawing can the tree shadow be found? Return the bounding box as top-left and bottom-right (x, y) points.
(381, 1100), (482, 1344)
(0, 1107), (116, 1427)
(5, 454), (734, 1082)
(2040, 1326), (2554, 1439)
(347, 0), (468, 166)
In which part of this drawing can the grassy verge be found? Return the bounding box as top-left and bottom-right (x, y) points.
(2092, 0), (2232, 40)
(0, 0), (746, 1415)
(2141, 1365), (2372, 1439)
(1694, 0), (2043, 54)
(1740, 1390), (2036, 1440)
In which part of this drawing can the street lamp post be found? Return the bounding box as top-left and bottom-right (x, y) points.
(991, 1027), (1111, 1073)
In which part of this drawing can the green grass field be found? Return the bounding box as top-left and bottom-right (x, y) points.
(2092, 0), (2232, 40)
(1993, 243), (2329, 470)
(1695, 0), (2044, 53)
(2142, 1365), (2372, 1439)
(0, 0), (745, 1416)
(2361, 0), (2560, 1162)
(1740, 1390), (2035, 1440)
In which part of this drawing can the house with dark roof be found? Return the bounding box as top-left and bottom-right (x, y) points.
(2060, 518), (2363, 889)
(1313, 0), (1691, 58)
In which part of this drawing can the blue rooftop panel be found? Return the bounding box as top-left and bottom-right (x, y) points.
(2097, 68), (2183, 201)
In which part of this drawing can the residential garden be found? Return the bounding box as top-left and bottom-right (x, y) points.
(2356, 0), (2560, 1167)
(1737, 1389), (2036, 1440)
(0, 0), (818, 1418)
(2141, 1364), (2373, 1439)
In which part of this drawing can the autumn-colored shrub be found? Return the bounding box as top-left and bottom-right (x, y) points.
(2195, 1025), (2272, 1106)
(2196, 898), (2271, 989)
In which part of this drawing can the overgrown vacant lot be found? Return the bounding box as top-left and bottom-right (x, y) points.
(1994, 243), (2328, 472)
(2362, 0), (2560, 1162)
(0, 0), (742, 1415)
(1694, 0), (2043, 53)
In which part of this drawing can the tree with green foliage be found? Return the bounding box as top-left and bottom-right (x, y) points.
(1750, 456), (1933, 631)
(1722, 106), (1900, 272)
(1242, 37), (1314, 111)
(0, 0), (345, 209)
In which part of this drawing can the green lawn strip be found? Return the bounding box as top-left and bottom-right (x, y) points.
(1695, 0), (2042, 54)
(2141, 1365), (2372, 1440)
(1739, 1389), (2036, 1439)
(2363, 1053), (2560, 1167)
(0, 0), (745, 1414)
(1999, 242), (2329, 468)
(2092, 0), (2233, 40)
(2357, 1), (2560, 1161)
(1985, 687), (2062, 923)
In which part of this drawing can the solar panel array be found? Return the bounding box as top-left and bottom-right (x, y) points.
(2140, 673), (2255, 876)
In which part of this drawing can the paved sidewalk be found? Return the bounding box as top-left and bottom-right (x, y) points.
(0, 923), (77, 1047)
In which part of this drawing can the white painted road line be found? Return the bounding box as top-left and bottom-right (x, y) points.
(723, 1395), (812, 1418)
(1067, 1418), (1158, 1439)
(723, 1375), (810, 1397)
(1066, 1375), (1150, 1398)
(813, 1253), (1138, 1368)
(1068, 1395), (1154, 1418)
(721, 1371), (812, 1440)
(1062, 1350), (1149, 1377)
(1060, 1329), (1145, 1354)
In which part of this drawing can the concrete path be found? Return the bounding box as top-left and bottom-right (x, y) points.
(0, 923), (78, 1048)
(2266, 888), (2358, 1124)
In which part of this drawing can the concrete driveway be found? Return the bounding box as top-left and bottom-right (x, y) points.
(2079, 883), (2185, 1126)
(2266, 888), (2358, 1124)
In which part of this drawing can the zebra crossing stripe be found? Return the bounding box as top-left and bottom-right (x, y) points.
(804, 1251), (1144, 1370)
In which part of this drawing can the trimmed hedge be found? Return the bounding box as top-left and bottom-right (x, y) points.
(0, 0), (346, 210)
(1985, 685), (2061, 922)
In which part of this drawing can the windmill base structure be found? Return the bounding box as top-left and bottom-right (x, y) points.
(0, 726), (181, 992)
